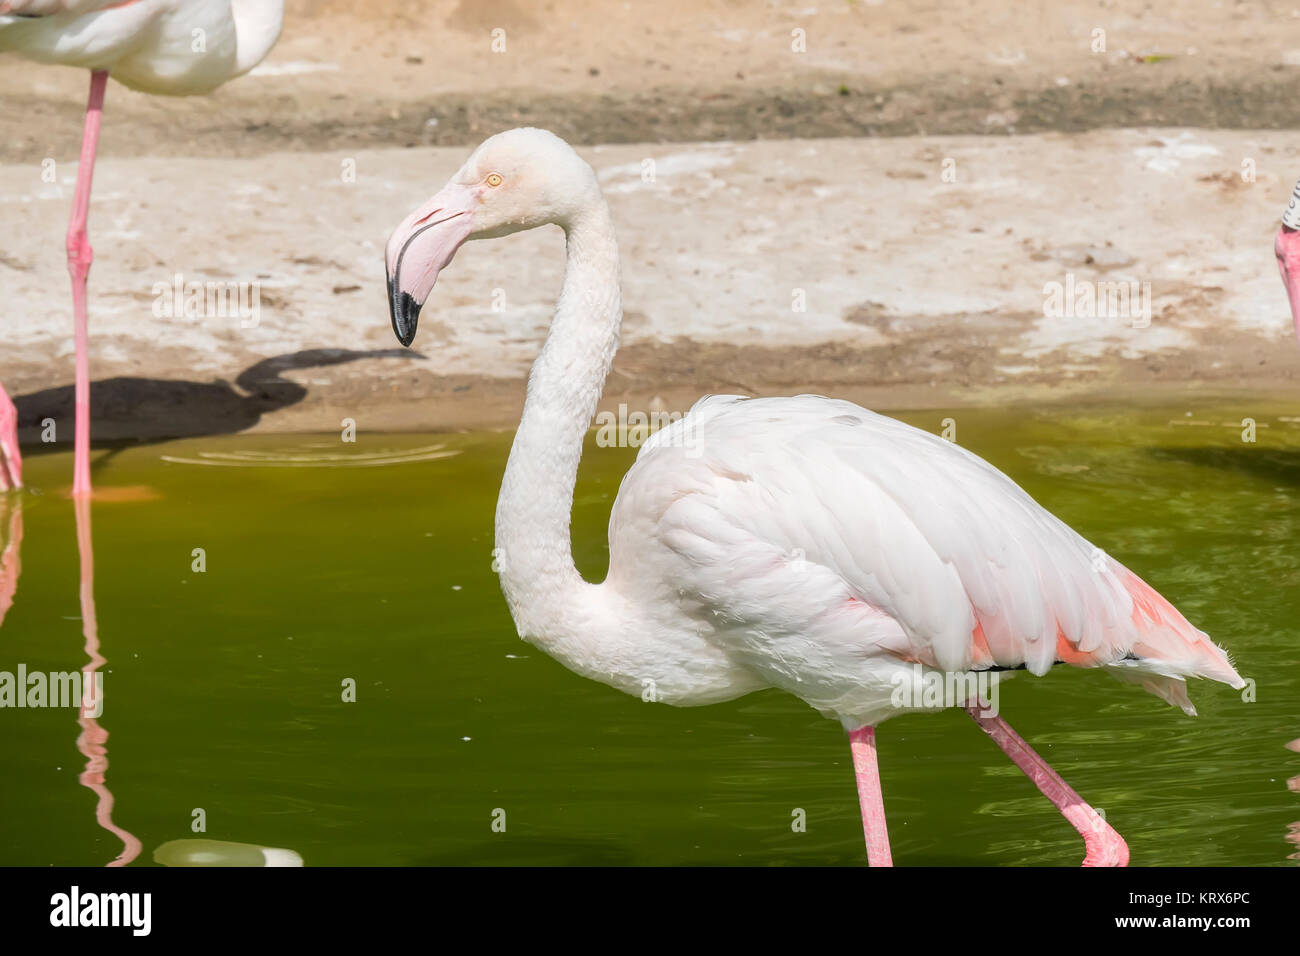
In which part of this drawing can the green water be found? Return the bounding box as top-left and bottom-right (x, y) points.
(1, 404), (1297, 867)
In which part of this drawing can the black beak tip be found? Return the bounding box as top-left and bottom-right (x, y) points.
(389, 289), (420, 348)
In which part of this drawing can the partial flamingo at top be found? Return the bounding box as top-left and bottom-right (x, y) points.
(0, 0), (283, 95)
(0, 0), (284, 496)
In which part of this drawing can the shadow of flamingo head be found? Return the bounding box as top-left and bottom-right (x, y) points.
(384, 128), (601, 346)
(1276, 179), (1300, 344)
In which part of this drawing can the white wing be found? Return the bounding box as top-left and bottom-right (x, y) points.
(608, 395), (1241, 713)
(0, 1), (176, 71)
(0, 1), (271, 96)
(0, 0), (123, 15)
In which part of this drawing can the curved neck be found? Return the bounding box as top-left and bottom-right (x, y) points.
(232, 0), (286, 76)
(494, 200), (621, 644)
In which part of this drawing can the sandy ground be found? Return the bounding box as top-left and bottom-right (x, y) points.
(2, 129), (1298, 437)
(5, 1), (1300, 156)
(1, 1), (1299, 436)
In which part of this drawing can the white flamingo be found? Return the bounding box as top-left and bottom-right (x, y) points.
(385, 129), (1246, 866)
(0, 0), (284, 495)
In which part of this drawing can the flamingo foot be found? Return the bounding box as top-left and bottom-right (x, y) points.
(848, 725), (893, 866)
(0, 384), (20, 491)
(966, 704), (1129, 867)
(1078, 814), (1131, 867)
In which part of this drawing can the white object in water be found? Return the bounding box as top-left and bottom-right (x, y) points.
(153, 839), (303, 867)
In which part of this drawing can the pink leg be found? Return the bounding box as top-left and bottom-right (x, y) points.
(69, 70), (108, 498)
(848, 726), (893, 866)
(966, 705), (1129, 866)
(0, 495), (20, 628)
(0, 383), (20, 490)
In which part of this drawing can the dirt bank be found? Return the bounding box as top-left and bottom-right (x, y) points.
(2, 130), (1297, 439)
(2, 0), (1300, 161)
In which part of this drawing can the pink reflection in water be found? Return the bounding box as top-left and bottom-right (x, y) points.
(73, 496), (142, 867)
(1289, 738), (1300, 863)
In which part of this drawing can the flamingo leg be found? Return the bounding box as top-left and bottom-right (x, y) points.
(0, 383), (20, 490)
(68, 69), (108, 498)
(0, 495), (20, 628)
(965, 705), (1129, 866)
(848, 726), (893, 866)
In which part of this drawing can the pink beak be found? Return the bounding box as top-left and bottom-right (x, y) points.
(384, 182), (479, 346)
(1276, 227), (1300, 345)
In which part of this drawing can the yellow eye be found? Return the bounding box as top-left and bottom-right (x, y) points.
(486, 173), (503, 187)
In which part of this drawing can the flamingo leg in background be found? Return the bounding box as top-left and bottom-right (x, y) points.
(848, 726), (893, 866)
(68, 70), (108, 498)
(0, 383), (20, 491)
(965, 704), (1129, 866)
(0, 495), (20, 627)
(1, 5), (283, 493)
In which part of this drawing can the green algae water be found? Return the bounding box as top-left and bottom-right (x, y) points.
(0, 403), (1297, 867)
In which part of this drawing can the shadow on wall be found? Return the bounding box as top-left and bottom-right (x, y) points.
(13, 348), (420, 450)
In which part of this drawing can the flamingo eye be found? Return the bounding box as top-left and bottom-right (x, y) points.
(486, 173), (503, 187)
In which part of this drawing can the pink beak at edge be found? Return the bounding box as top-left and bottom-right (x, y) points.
(385, 182), (479, 347)
(1276, 227), (1300, 345)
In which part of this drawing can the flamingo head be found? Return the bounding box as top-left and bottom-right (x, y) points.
(384, 128), (601, 346)
(1277, 179), (1300, 344)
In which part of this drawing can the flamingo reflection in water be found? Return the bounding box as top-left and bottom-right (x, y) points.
(1287, 738), (1300, 863)
(73, 496), (141, 867)
(69, 494), (298, 868)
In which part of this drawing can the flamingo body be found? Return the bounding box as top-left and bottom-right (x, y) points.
(603, 394), (1242, 726)
(0, 0), (281, 95)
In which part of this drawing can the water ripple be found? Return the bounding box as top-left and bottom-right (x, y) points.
(160, 443), (461, 468)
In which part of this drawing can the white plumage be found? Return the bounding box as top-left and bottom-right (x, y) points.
(608, 394), (1240, 725)
(0, 0), (282, 95)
